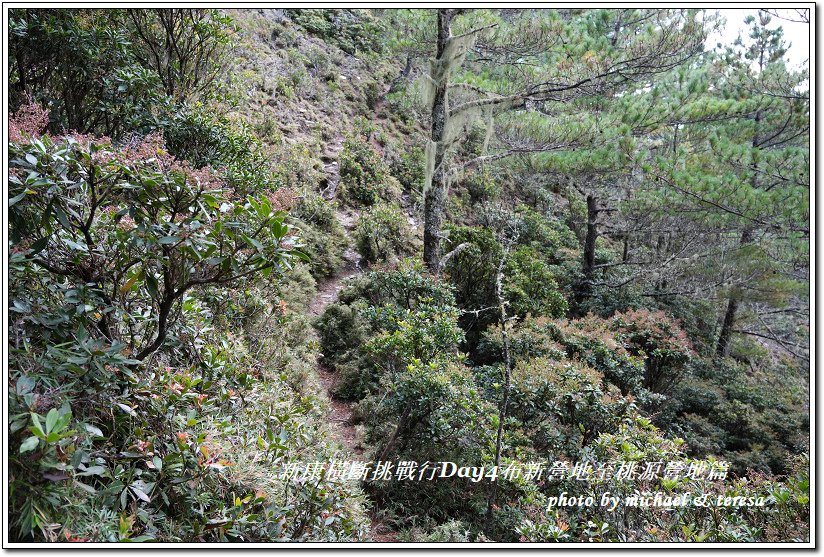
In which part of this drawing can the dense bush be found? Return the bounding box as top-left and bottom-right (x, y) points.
(338, 135), (401, 207)
(7, 7), (810, 545)
(315, 263), (499, 523)
(9, 9), (143, 135)
(478, 310), (692, 406)
(155, 105), (278, 196)
(315, 260), (457, 397)
(124, 9), (235, 102)
(289, 193), (349, 280)
(662, 355), (808, 475)
(507, 357), (635, 455)
(610, 309), (694, 394)
(354, 203), (413, 264)
(441, 226), (501, 332)
(285, 9), (384, 56)
(515, 418), (809, 543)
(464, 170), (500, 205)
(8, 8), (234, 138)
(441, 225), (568, 352)
(388, 144), (425, 194)
(7, 110), (368, 542)
(504, 247), (568, 319)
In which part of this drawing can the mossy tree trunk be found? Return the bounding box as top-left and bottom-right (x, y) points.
(423, 9), (454, 273)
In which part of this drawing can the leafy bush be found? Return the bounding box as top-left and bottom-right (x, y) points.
(153, 105), (278, 196)
(339, 260), (455, 310)
(516, 418), (809, 542)
(286, 9), (384, 56)
(289, 194), (348, 280)
(441, 226), (503, 341)
(401, 519), (475, 542)
(662, 355), (808, 475)
(442, 226), (569, 351)
(465, 170), (500, 205)
(504, 247), (568, 319)
(508, 358), (634, 456)
(315, 260), (458, 399)
(9, 129), (301, 361)
(609, 309), (693, 394)
(8, 9), (234, 138)
(7, 113), (371, 542)
(315, 302), (369, 370)
(9, 9), (139, 135)
(355, 203), (413, 264)
(338, 135), (400, 207)
(389, 144), (425, 194)
(478, 311), (686, 404)
(125, 9), (236, 102)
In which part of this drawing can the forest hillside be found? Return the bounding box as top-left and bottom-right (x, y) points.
(6, 8), (810, 544)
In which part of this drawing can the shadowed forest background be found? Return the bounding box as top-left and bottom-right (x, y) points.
(6, 8), (810, 543)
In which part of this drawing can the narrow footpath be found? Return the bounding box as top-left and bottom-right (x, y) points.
(309, 135), (399, 541)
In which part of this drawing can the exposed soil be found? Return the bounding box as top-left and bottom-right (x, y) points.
(310, 246), (363, 456)
(310, 132), (399, 541)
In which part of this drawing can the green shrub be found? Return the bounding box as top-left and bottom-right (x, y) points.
(289, 194), (348, 280)
(7, 120), (371, 543)
(9, 9), (145, 137)
(389, 144), (425, 194)
(441, 226), (503, 343)
(442, 226), (569, 351)
(509, 357), (634, 456)
(504, 247), (568, 319)
(465, 170), (500, 204)
(515, 418), (809, 542)
(663, 355), (808, 475)
(401, 519), (475, 542)
(338, 135), (400, 206)
(315, 260), (459, 398)
(364, 80), (383, 110)
(609, 309), (694, 394)
(338, 259), (455, 310)
(156, 104), (278, 195)
(286, 9), (384, 56)
(362, 357), (497, 523)
(314, 302), (368, 369)
(9, 9), (234, 140)
(354, 203), (413, 264)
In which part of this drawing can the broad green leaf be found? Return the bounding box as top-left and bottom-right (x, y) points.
(19, 436), (40, 453)
(146, 274), (159, 299)
(84, 424), (104, 438)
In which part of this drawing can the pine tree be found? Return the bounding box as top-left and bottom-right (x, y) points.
(409, 9), (708, 273)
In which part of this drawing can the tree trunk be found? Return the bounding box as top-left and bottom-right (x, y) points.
(485, 243), (512, 533)
(423, 9), (453, 274)
(716, 297), (739, 357)
(717, 106), (761, 357)
(574, 194), (599, 308)
(388, 54), (413, 94)
(378, 402), (413, 462)
(716, 227), (754, 357)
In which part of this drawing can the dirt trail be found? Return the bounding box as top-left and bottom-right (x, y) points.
(311, 130), (399, 540)
(320, 137), (345, 201)
(311, 247), (363, 456)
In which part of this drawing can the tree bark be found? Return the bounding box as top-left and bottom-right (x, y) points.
(716, 296), (739, 357)
(717, 105), (761, 357)
(388, 54), (413, 94)
(423, 9), (453, 274)
(574, 194), (599, 309)
(485, 243), (512, 532)
(716, 227), (754, 357)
